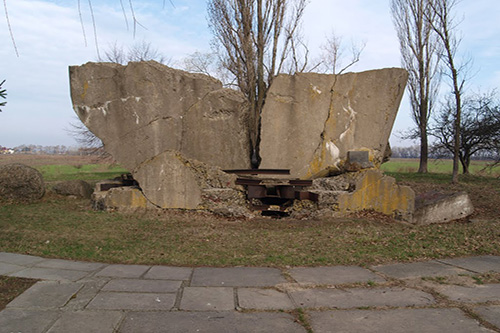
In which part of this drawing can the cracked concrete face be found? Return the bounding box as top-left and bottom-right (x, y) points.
(69, 61), (251, 172)
(259, 68), (408, 179)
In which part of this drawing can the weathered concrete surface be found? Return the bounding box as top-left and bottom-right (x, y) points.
(70, 61), (251, 210)
(92, 186), (151, 211)
(259, 68), (408, 179)
(309, 309), (492, 333)
(372, 260), (470, 279)
(70, 61), (250, 171)
(288, 266), (385, 285)
(413, 191), (474, 225)
(290, 170), (415, 221)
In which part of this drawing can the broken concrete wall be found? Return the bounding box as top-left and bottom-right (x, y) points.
(259, 68), (408, 179)
(289, 170), (415, 221)
(70, 61), (251, 210)
(70, 61), (251, 172)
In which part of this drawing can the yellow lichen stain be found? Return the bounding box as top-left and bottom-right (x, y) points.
(81, 81), (89, 100)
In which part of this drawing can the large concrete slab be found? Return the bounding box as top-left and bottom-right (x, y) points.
(6, 281), (83, 309)
(180, 287), (235, 311)
(290, 287), (435, 309)
(144, 266), (193, 280)
(0, 309), (60, 333)
(0, 252), (45, 266)
(94, 264), (150, 278)
(436, 284), (500, 303)
(372, 260), (470, 279)
(119, 311), (306, 333)
(474, 306), (500, 329)
(101, 278), (182, 293)
(238, 288), (295, 310)
(191, 267), (287, 287)
(438, 256), (500, 273)
(309, 308), (493, 333)
(8, 267), (90, 281)
(288, 266), (385, 285)
(86, 291), (176, 310)
(0, 262), (24, 275)
(33, 259), (105, 272)
(46, 310), (123, 333)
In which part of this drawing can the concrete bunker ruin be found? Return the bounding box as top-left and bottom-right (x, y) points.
(69, 61), (473, 223)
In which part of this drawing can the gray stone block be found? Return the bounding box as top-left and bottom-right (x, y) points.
(180, 287), (235, 311)
(94, 264), (150, 278)
(437, 284), (500, 303)
(372, 260), (470, 279)
(102, 278), (182, 293)
(34, 259), (105, 272)
(289, 266), (385, 285)
(9, 267), (90, 282)
(86, 291), (176, 310)
(191, 267), (286, 287)
(0, 262), (24, 275)
(309, 308), (492, 333)
(290, 287), (435, 309)
(438, 256), (500, 273)
(238, 288), (295, 310)
(119, 311), (306, 333)
(46, 310), (123, 333)
(143, 266), (193, 280)
(7, 281), (83, 309)
(0, 252), (45, 266)
(0, 309), (60, 333)
(474, 306), (500, 329)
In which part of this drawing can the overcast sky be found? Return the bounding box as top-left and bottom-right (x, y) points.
(1, 0), (499, 148)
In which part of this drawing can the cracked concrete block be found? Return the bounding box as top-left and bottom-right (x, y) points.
(259, 68), (408, 179)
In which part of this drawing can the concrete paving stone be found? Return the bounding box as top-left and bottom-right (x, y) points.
(86, 291), (176, 310)
(46, 310), (123, 333)
(437, 284), (500, 303)
(180, 287), (235, 311)
(371, 260), (470, 279)
(309, 308), (493, 333)
(288, 266), (385, 285)
(144, 266), (193, 280)
(0, 309), (60, 333)
(438, 256), (500, 274)
(34, 259), (106, 272)
(94, 264), (151, 278)
(0, 262), (24, 275)
(63, 279), (109, 311)
(102, 278), (182, 293)
(6, 281), (83, 309)
(474, 306), (500, 329)
(238, 288), (295, 310)
(191, 267), (287, 287)
(290, 287), (435, 309)
(8, 267), (90, 282)
(119, 311), (306, 333)
(0, 252), (46, 266)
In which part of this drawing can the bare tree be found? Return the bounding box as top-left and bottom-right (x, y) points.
(428, 0), (470, 183)
(320, 30), (365, 74)
(0, 80), (6, 112)
(431, 91), (500, 174)
(391, 0), (441, 174)
(207, 0), (309, 167)
(103, 41), (170, 65)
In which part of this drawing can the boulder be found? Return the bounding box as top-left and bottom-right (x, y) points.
(0, 163), (45, 202)
(259, 68), (408, 179)
(53, 180), (93, 199)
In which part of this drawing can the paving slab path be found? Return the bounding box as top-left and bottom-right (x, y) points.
(1, 252), (499, 332)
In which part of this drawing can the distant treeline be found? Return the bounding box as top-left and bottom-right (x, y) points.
(0, 144), (104, 156)
(391, 145), (498, 160)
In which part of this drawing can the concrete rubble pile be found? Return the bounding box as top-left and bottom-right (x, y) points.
(69, 61), (473, 223)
